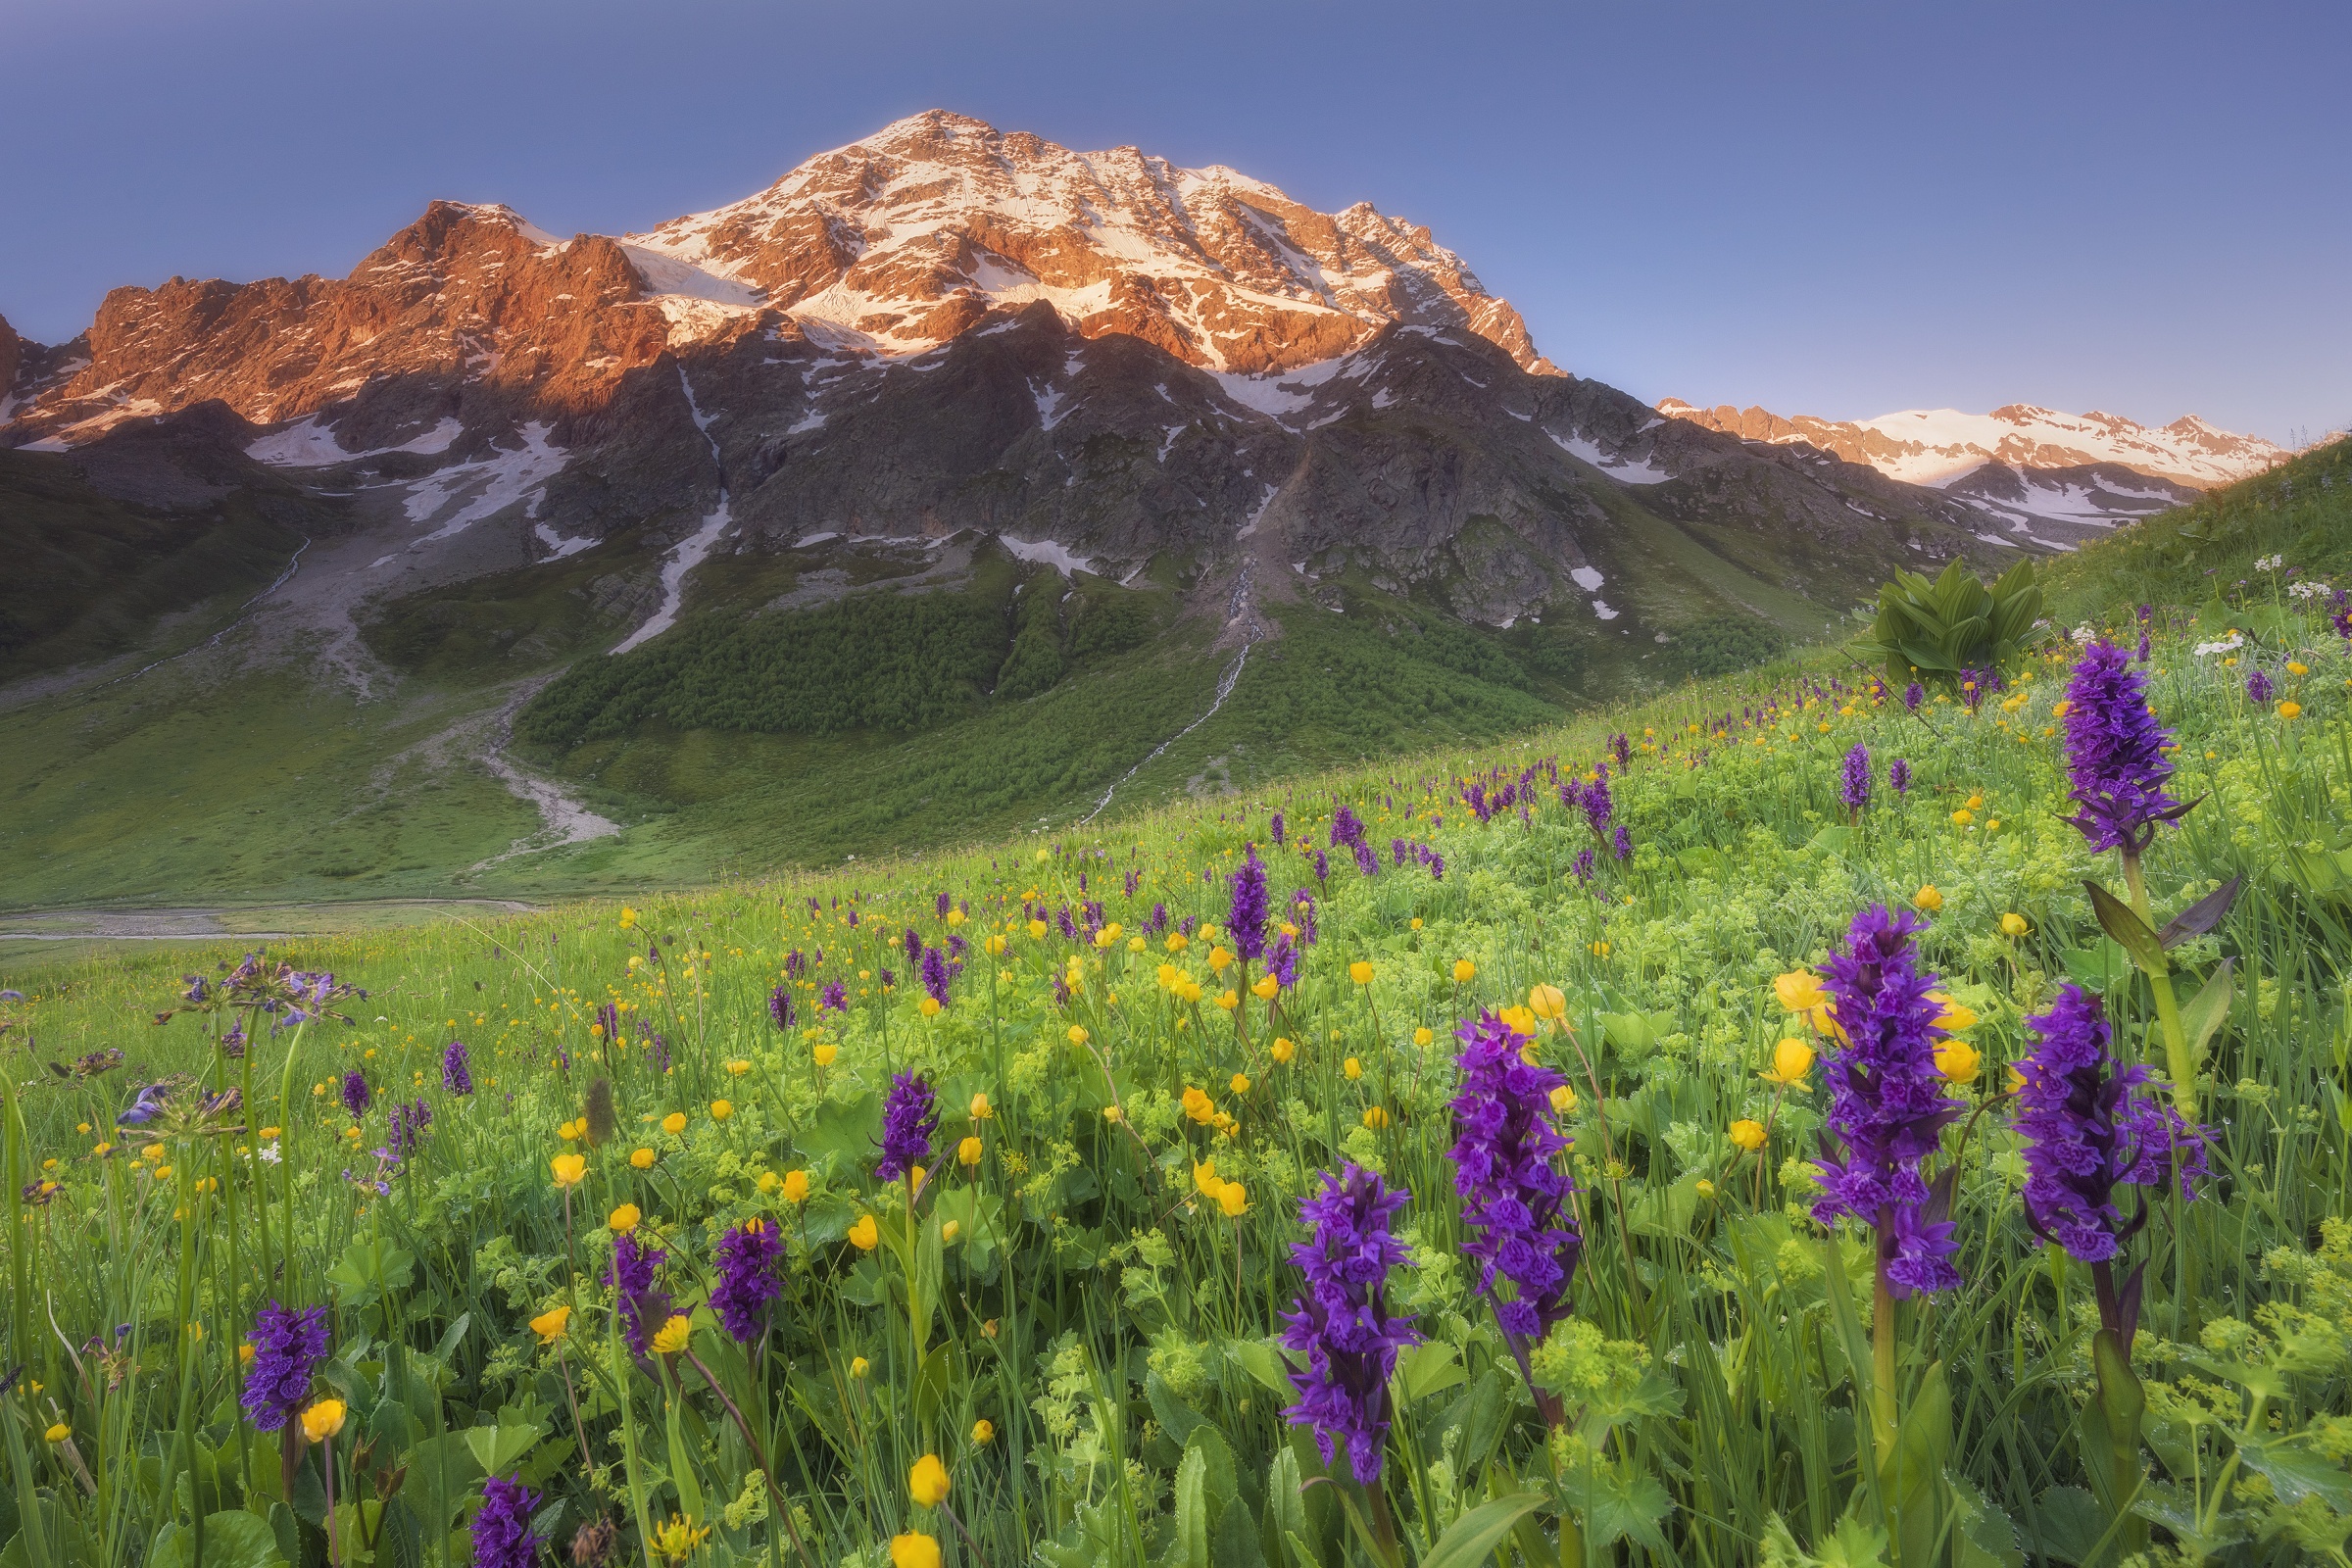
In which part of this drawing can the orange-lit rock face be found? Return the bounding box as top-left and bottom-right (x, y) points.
(626, 111), (1553, 375)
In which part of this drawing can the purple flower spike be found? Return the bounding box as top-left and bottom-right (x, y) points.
(1839, 743), (1871, 812)
(1811, 906), (1966, 1298)
(442, 1040), (473, 1097)
(1888, 758), (1912, 796)
(1228, 848), (1269, 963)
(875, 1072), (938, 1182)
(768, 984), (796, 1030)
(1903, 681), (1924, 712)
(1611, 824), (1631, 862)
(1281, 1164), (1418, 1484)
(920, 948), (951, 1010)
(341, 1070), (371, 1120)
(818, 981), (848, 1013)
(2245, 667), (2274, 705)
(241, 1301), (328, 1432)
(710, 1218), (786, 1343)
(2064, 641), (2180, 857)
(1448, 1011), (1582, 1341)
(607, 1234), (670, 1356)
(472, 1473), (544, 1568)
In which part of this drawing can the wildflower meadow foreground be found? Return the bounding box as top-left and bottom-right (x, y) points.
(7, 578), (2352, 1568)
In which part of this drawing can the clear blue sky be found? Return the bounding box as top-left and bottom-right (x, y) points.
(5, 0), (2345, 444)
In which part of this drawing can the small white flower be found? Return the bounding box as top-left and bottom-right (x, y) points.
(2254, 554), (2283, 571)
(2192, 632), (2245, 659)
(258, 1143), (283, 1165)
(2072, 624), (2099, 644)
(2288, 579), (2330, 600)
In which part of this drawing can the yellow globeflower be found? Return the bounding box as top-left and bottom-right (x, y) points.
(725, 1059), (750, 1077)
(985, 934), (1007, 956)
(1695, 1179), (1717, 1200)
(1229, 1073), (1251, 1095)
(1208, 946), (1233, 972)
(2000, 912), (2031, 938)
(2279, 701), (2302, 720)
(619, 906), (638, 929)
(782, 1170), (810, 1203)
(973, 1418), (996, 1445)
(1216, 990), (1240, 1012)
(1413, 1026), (1434, 1048)
(1067, 1025), (1091, 1047)
(651, 1315), (692, 1355)
(1452, 959), (1476, 984)
(1774, 971), (1827, 1013)
(1182, 1086), (1216, 1122)
(1935, 1041), (1982, 1085)
(1251, 974), (1280, 1001)
(1497, 1004), (1537, 1037)
(909, 1452), (952, 1508)
(710, 1100), (733, 1122)
(958, 1136), (984, 1167)
(1529, 983), (1567, 1025)
(1729, 1119), (1767, 1152)
(1362, 1106), (1391, 1130)
(891, 1535), (943, 1568)
(813, 1044), (839, 1067)
(1931, 994), (1978, 1032)
(630, 1148), (656, 1169)
(848, 1214), (879, 1250)
(1270, 1036), (1296, 1063)
(1763, 1037), (1814, 1087)
(530, 1305), (571, 1345)
(662, 1112), (688, 1136)
(1342, 1057), (1363, 1081)
(1348, 961), (1375, 985)
(851, 1355), (870, 1378)
(970, 1092), (994, 1120)
(300, 1399), (347, 1444)
(550, 1153), (587, 1189)
(608, 1203), (641, 1234)
(1216, 1180), (1249, 1217)
(44, 1422), (70, 1444)
(1913, 885), (1944, 914)
(1549, 1083), (1578, 1114)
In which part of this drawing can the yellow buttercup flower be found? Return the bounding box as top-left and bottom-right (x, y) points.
(1931, 994), (1978, 1032)
(710, 1100), (733, 1121)
(1763, 1037), (1814, 1087)
(972, 1418), (996, 1445)
(970, 1092), (994, 1120)
(1348, 961), (1375, 985)
(848, 1214), (879, 1250)
(1497, 1004), (1536, 1037)
(608, 1203), (641, 1234)
(550, 1154), (587, 1189)
(1729, 1119), (1767, 1152)
(1914, 885), (1944, 913)
(1935, 1041), (1982, 1084)
(782, 1170), (810, 1202)
(851, 1355), (870, 1378)
(1528, 983), (1567, 1025)
(662, 1112), (688, 1135)
(1695, 1179), (1717, 1199)
(44, 1422), (70, 1444)
(1549, 1083), (1577, 1114)
(909, 1452), (952, 1508)
(919, 997), (943, 1016)
(1229, 1073), (1251, 1095)
(1251, 974), (1280, 1001)
(619, 906), (638, 929)
(630, 1147), (656, 1169)
(651, 1314), (692, 1355)
(1270, 1036), (1296, 1063)
(650, 1516), (712, 1564)
(2278, 701), (2302, 719)
(958, 1136), (984, 1167)
(890, 1534), (942, 1568)
(1774, 971), (1826, 1013)
(1452, 959), (1476, 984)
(1216, 1180), (1248, 1217)
(725, 1059), (750, 1077)
(300, 1399), (347, 1444)
(1361, 1106), (1391, 1130)
(1182, 1086), (1216, 1122)
(2000, 912), (2030, 938)
(813, 1044), (839, 1067)
(1067, 1025), (1091, 1046)
(1342, 1057), (1363, 1081)
(530, 1305), (571, 1345)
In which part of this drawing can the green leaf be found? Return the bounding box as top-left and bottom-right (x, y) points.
(1211, 1496), (1267, 1568)
(146, 1512), (285, 1568)
(2026, 1486), (2110, 1567)
(1168, 1446), (1210, 1568)
(1266, 1448), (1313, 1568)
(460, 1407), (547, 1479)
(1420, 1493), (1545, 1568)
(324, 1240), (416, 1309)
(1391, 1341), (1465, 1404)
(2234, 1436), (2352, 1512)
(2177, 959), (2233, 1073)
(2083, 882), (2167, 976)
(1185, 1426), (1239, 1515)
(1226, 1339), (1298, 1399)
(2059, 940), (2132, 993)
(2157, 878), (2240, 947)
(1945, 1471), (2025, 1568)
(1576, 1464), (1674, 1551)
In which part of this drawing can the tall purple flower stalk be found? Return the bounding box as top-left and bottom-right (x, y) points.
(441, 1039), (473, 1097)
(1352, 841), (1379, 878)
(1228, 848), (1269, 963)
(1812, 906), (1966, 1298)
(2063, 641), (2180, 858)
(390, 1099), (431, 1159)
(340, 1070), (371, 1120)
(1888, 758), (1912, 796)
(768, 985), (795, 1031)
(875, 1073), (939, 1182)
(1448, 1012), (1582, 1343)
(920, 948), (951, 1010)
(1581, 771), (1612, 835)
(241, 1301), (328, 1431)
(1571, 849), (1595, 884)
(1611, 824), (1632, 862)
(1903, 681), (1924, 712)
(1612, 732), (1632, 769)
(1271, 811), (1286, 845)
(709, 1218), (786, 1343)
(2245, 667), (2274, 705)
(608, 1234), (669, 1357)
(819, 981), (848, 1013)
(471, 1473), (544, 1568)
(1840, 743), (1872, 815)
(1280, 1165), (1418, 1484)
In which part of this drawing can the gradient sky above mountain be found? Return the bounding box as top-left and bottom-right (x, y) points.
(5, 0), (2344, 445)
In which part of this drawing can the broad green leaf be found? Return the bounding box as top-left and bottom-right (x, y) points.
(2026, 1486), (2110, 1567)
(146, 1512), (284, 1568)
(1226, 1339), (1298, 1399)
(461, 1407), (548, 1478)
(2234, 1436), (2352, 1511)
(1169, 1446), (1209, 1568)
(2177, 960), (2233, 1071)
(1147, 1372), (1208, 1447)
(1211, 1496), (1266, 1568)
(1421, 1493), (1545, 1568)
(1945, 1470), (2025, 1568)
(1185, 1425), (1239, 1515)
(2083, 883), (2167, 976)
(1391, 1340), (1465, 1404)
